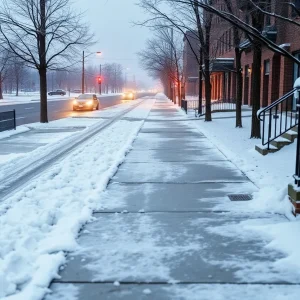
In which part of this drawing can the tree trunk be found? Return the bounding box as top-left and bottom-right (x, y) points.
(250, 41), (262, 138)
(181, 82), (185, 101)
(39, 0), (48, 123)
(39, 67), (48, 123)
(250, 11), (264, 138)
(204, 28), (212, 122)
(16, 75), (19, 96)
(177, 79), (181, 106)
(235, 48), (243, 127)
(0, 72), (3, 100)
(198, 49), (203, 115)
(204, 58), (212, 121)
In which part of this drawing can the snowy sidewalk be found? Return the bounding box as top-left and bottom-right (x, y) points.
(46, 97), (300, 300)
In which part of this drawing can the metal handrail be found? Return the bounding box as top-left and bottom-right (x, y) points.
(181, 98), (236, 116)
(258, 88), (298, 121)
(257, 87), (300, 148)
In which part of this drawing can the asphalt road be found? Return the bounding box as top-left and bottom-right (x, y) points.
(0, 93), (153, 126)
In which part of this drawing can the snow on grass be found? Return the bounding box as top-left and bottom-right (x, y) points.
(0, 119), (144, 299)
(27, 118), (100, 129)
(123, 98), (156, 119)
(0, 126), (30, 140)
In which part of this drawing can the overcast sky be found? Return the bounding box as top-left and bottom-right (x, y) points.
(73, 0), (155, 88)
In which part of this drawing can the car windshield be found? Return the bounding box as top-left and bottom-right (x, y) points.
(78, 94), (94, 100)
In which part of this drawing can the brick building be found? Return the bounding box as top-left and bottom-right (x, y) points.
(207, 0), (300, 106)
(183, 31), (199, 96)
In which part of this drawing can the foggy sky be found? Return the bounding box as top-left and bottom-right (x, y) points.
(73, 0), (155, 87)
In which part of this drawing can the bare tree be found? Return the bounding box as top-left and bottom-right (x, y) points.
(138, 26), (183, 101)
(0, 47), (11, 99)
(12, 58), (26, 96)
(138, 0), (214, 121)
(0, 0), (94, 122)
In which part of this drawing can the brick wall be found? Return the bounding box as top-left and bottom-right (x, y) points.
(208, 0), (300, 107)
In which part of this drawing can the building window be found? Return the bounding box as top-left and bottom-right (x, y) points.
(264, 60), (270, 75)
(245, 65), (250, 77)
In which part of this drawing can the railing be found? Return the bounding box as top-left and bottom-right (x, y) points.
(0, 110), (16, 133)
(257, 88), (300, 149)
(181, 99), (188, 113)
(199, 99), (236, 117)
(181, 98), (236, 116)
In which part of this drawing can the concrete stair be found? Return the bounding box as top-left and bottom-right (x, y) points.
(255, 126), (298, 155)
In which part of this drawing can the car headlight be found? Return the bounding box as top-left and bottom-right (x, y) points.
(129, 93), (133, 97)
(73, 100), (78, 104)
(87, 100), (93, 105)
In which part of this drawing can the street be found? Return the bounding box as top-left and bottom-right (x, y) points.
(0, 94), (130, 126)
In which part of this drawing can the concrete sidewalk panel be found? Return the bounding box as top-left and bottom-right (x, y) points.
(56, 213), (289, 284)
(125, 149), (227, 162)
(112, 161), (248, 183)
(46, 283), (300, 300)
(96, 182), (258, 213)
(132, 137), (213, 150)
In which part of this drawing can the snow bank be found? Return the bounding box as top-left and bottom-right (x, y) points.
(0, 120), (143, 299)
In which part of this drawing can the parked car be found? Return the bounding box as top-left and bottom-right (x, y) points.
(122, 91), (136, 100)
(73, 94), (100, 111)
(48, 89), (66, 96)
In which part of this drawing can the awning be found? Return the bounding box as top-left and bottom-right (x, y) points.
(209, 58), (235, 72)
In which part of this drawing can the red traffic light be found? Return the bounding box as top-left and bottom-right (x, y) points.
(97, 76), (102, 84)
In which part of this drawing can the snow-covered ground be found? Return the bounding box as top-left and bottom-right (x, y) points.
(0, 98), (155, 299)
(187, 110), (295, 215)
(180, 108), (300, 287)
(0, 99), (143, 172)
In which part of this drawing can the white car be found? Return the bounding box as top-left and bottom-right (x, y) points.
(73, 94), (100, 111)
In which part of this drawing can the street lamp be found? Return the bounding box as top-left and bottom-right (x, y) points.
(82, 51), (102, 94)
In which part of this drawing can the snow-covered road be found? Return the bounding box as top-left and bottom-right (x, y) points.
(0, 98), (155, 299)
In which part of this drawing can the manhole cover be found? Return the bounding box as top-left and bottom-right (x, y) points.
(228, 194), (253, 201)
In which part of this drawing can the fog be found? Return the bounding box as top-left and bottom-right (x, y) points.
(73, 0), (155, 88)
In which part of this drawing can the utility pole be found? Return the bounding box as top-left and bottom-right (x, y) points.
(82, 50), (85, 94)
